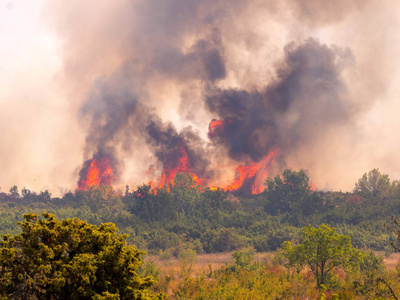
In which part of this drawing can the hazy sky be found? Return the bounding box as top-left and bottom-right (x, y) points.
(1, 0), (400, 195)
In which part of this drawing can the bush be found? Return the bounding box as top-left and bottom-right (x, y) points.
(0, 213), (165, 299)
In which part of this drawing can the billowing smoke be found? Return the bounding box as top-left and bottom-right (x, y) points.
(81, 76), (139, 157)
(153, 31), (226, 83)
(3, 0), (397, 193)
(145, 116), (213, 185)
(57, 0), (395, 192)
(206, 39), (354, 163)
(77, 35), (355, 192)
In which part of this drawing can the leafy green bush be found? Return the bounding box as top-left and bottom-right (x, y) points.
(0, 213), (165, 299)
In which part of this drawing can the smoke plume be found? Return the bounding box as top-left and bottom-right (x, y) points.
(1, 0), (399, 193)
(206, 39), (354, 163)
(50, 0), (400, 192)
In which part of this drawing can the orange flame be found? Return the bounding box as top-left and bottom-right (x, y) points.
(147, 147), (279, 195)
(208, 119), (232, 138)
(224, 149), (278, 194)
(310, 181), (317, 191)
(78, 156), (114, 190)
(148, 147), (204, 192)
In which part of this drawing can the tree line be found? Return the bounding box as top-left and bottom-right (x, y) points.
(0, 169), (399, 256)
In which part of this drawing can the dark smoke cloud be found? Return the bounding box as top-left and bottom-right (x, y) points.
(145, 115), (213, 181)
(73, 1), (230, 184)
(206, 39), (354, 163)
(27, 0), (398, 193)
(69, 0), (380, 189)
(154, 33), (226, 82)
(81, 75), (139, 156)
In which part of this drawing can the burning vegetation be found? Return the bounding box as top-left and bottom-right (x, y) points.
(208, 119), (233, 139)
(147, 146), (204, 193)
(78, 152), (116, 191)
(74, 5), (354, 195)
(224, 149), (279, 194)
(78, 139), (279, 195)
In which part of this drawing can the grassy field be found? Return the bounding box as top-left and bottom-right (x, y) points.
(145, 251), (400, 273)
(142, 251), (400, 299)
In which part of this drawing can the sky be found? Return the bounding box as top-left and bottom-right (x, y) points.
(1, 0), (400, 195)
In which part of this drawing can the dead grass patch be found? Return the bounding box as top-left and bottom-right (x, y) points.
(383, 252), (400, 270)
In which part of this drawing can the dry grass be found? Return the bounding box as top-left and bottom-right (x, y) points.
(144, 250), (400, 273)
(145, 252), (234, 274)
(383, 252), (400, 270)
(196, 252), (233, 271)
(143, 251), (278, 298)
(143, 251), (400, 299)
(144, 251), (277, 276)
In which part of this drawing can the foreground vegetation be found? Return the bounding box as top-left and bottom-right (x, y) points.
(0, 213), (165, 299)
(2, 214), (400, 299)
(1, 168), (400, 298)
(144, 247), (400, 299)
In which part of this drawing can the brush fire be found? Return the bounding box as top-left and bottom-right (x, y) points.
(78, 154), (115, 191)
(75, 10), (355, 196)
(78, 119), (279, 195)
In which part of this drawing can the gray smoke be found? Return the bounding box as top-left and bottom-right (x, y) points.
(81, 75), (139, 156)
(153, 30), (226, 82)
(145, 115), (213, 182)
(206, 39), (354, 163)
(22, 0), (397, 192)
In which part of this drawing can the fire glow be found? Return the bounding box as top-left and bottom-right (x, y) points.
(146, 148), (279, 195)
(208, 118), (232, 138)
(148, 147), (204, 193)
(78, 124), (279, 194)
(224, 149), (278, 194)
(78, 156), (115, 190)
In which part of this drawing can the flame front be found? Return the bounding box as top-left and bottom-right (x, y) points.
(147, 147), (278, 194)
(208, 119), (279, 194)
(148, 147), (204, 192)
(223, 149), (278, 194)
(79, 124), (279, 195)
(78, 156), (114, 190)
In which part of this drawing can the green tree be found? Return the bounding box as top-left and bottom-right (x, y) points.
(78, 185), (123, 214)
(201, 228), (246, 253)
(128, 185), (175, 222)
(354, 168), (391, 199)
(170, 172), (202, 216)
(0, 213), (165, 300)
(265, 169), (322, 215)
(8, 185), (19, 199)
(282, 224), (364, 287)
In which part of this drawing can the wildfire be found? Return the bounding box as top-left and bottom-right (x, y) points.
(223, 149), (278, 194)
(147, 147), (278, 195)
(208, 118), (232, 138)
(148, 147), (204, 192)
(310, 181), (317, 191)
(78, 126), (279, 195)
(78, 156), (115, 190)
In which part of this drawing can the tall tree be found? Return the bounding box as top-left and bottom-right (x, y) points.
(0, 213), (165, 300)
(170, 172), (203, 216)
(282, 224), (364, 287)
(8, 185), (19, 199)
(354, 168), (391, 199)
(78, 185), (123, 214)
(265, 169), (322, 215)
(128, 184), (175, 222)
